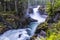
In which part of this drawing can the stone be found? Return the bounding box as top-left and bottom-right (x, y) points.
(28, 8), (33, 14)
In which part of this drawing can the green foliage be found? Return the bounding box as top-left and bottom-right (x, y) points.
(46, 2), (52, 16)
(39, 33), (60, 40)
(38, 22), (48, 30)
(46, 21), (60, 40)
(54, 0), (60, 9)
(0, 0), (28, 33)
(39, 21), (60, 40)
(46, 33), (60, 40)
(46, 0), (60, 16)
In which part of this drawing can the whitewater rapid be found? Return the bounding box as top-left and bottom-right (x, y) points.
(0, 5), (47, 40)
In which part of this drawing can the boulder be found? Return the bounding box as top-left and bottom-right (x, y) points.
(28, 8), (33, 14)
(38, 6), (45, 15)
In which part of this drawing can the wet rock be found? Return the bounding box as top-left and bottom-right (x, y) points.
(30, 34), (37, 40)
(38, 6), (45, 15)
(47, 13), (60, 23)
(39, 30), (46, 38)
(19, 16), (37, 28)
(53, 13), (60, 22)
(35, 29), (46, 37)
(28, 8), (33, 14)
(0, 27), (10, 35)
(27, 17), (37, 22)
(18, 34), (22, 38)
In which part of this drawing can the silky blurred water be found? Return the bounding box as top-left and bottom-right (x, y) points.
(0, 5), (47, 40)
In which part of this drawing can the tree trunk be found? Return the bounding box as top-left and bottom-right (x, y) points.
(15, 0), (18, 14)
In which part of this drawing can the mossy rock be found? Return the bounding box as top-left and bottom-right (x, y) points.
(37, 22), (48, 30)
(0, 26), (8, 34)
(0, 23), (10, 34)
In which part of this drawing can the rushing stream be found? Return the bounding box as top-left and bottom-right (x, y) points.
(0, 5), (47, 40)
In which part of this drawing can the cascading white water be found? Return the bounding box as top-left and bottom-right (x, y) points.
(0, 5), (47, 40)
(28, 5), (47, 36)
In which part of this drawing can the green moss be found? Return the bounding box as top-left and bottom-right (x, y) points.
(46, 0), (60, 17)
(38, 22), (48, 30)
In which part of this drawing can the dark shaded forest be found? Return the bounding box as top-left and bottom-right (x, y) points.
(0, 0), (28, 34)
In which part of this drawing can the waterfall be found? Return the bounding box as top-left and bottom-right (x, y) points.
(0, 0), (47, 40)
(0, 5), (47, 40)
